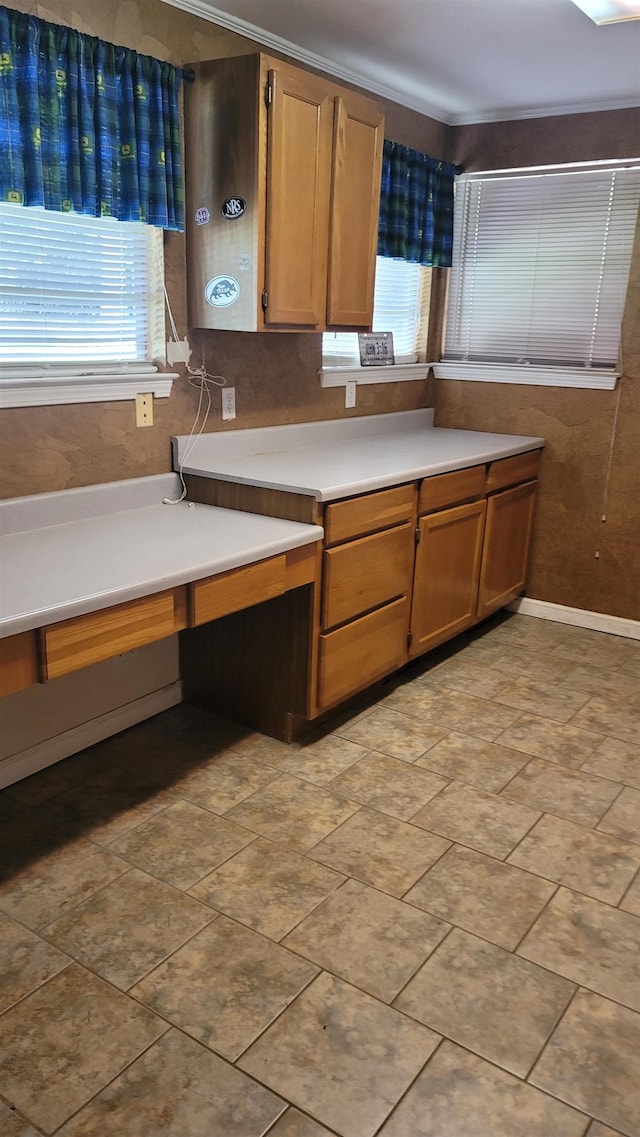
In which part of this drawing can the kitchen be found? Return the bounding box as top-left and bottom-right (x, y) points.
(0, 1), (639, 1135)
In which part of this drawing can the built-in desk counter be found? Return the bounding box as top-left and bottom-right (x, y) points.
(0, 473), (321, 698)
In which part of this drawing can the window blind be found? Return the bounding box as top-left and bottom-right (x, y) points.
(323, 256), (431, 364)
(0, 204), (165, 373)
(444, 164), (640, 370)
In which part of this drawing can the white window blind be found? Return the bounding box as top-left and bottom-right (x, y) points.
(444, 163), (640, 372)
(0, 203), (165, 376)
(323, 256), (431, 364)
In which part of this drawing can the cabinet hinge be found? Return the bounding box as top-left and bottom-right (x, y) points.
(407, 632), (413, 649)
(264, 82), (272, 107)
(415, 526), (422, 544)
(261, 288), (268, 310)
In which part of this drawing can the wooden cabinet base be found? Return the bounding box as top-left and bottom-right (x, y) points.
(180, 586), (313, 743)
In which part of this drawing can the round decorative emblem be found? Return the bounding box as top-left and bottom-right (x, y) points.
(221, 196), (247, 220)
(194, 206), (210, 226)
(204, 275), (240, 307)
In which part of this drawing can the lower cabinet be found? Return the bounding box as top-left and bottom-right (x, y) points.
(410, 499), (487, 656)
(184, 449), (541, 729)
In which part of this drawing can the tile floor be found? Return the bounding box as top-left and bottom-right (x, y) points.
(0, 612), (639, 1137)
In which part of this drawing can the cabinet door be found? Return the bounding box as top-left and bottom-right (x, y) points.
(477, 481), (537, 619)
(410, 500), (487, 657)
(326, 93), (384, 328)
(264, 67), (334, 327)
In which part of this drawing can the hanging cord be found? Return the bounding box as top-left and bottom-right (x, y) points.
(594, 359), (624, 559)
(155, 240), (228, 505)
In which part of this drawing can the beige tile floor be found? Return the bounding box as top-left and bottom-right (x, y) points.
(0, 612), (639, 1137)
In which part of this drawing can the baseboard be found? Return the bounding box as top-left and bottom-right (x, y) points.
(507, 597), (640, 641)
(0, 681), (183, 790)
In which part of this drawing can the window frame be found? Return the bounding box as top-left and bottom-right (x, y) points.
(0, 205), (175, 408)
(435, 159), (640, 391)
(320, 256), (432, 388)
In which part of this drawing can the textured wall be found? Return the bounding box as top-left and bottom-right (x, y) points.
(436, 113), (640, 620)
(2, 2), (638, 622)
(0, 0), (437, 499)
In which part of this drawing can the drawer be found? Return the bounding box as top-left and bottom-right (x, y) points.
(419, 464), (486, 514)
(322, 522), (413, 629)
(0, 630), (39, 696)
(323, 484), (415, 545)
(318, 597), (409, 710)
(486, 450), (541, 493)
(191, 554), (287, 627)
(40, 587), (187, 681)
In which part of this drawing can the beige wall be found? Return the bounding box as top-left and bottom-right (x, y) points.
(1, 1), (638, 620)
(438, 112), (640, 620)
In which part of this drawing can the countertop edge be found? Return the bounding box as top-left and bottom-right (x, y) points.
(1, 525), (322, 641)
(182, 437), (545, 502)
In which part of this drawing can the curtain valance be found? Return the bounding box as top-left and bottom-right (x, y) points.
(0, 6), (192, 230)
(378, 140), (459, 267)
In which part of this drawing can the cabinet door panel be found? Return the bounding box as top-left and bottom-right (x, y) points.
(318, 597), (408, 710)
(326, 94), (384, 327)
(477, 481), (537, 619)
(410, 500), (487, 657)
(322, 522), (413, 629)
(265, 68), (333, 327)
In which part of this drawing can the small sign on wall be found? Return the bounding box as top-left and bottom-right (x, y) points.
(358, 332), (395, 366)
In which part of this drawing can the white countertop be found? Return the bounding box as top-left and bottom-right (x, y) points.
(174, 410), (545, 501)
(0, 474), (322, 639)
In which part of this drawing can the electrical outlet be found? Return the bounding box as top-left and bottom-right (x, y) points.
(135, 392), (154, 427)
(221, 386), (236, 421)
(345, 380), (357, 408)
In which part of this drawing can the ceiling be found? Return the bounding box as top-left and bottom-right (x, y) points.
(165, 0), (640, 124)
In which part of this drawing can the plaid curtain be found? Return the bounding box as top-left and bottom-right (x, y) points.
(378, 140), (459, 266)
(0, 6), (192, 230)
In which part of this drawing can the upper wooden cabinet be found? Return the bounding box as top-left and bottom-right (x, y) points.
(184, 54), (384, 332)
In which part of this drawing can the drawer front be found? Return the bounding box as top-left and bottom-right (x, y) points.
(322, 522), (413, 629)
(41, 588), (186, 681)
(419, 464), (486, 514)
(324, 484), (415, 545)
(191, 555), (287, 627)
(0, 631), (38, 697)
(487, 450), (541, 493)
(318, 597), (409, 710)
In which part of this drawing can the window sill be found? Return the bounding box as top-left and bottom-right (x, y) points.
(0, 372), (176, 408)
(432, 362), (618, 390)
(320, 363), (429, 387)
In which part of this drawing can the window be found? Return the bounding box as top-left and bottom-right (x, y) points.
(437, 161), (640, 390)
(0, 204), (172, 407)
(322, 256), (431, 381)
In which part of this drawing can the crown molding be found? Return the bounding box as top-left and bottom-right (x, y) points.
(164, 0), (640, 127)
(449, 95), (640, 125)
(162, 0), (450, 123)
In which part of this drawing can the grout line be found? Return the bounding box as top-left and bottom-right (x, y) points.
(47, 1023), (172, 1135)
(617, 864), (640, 912)
(522, 981), (582, 1082)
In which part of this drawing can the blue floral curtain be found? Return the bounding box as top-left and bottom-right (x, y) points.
(0, 6), (192, 230)
(378, 140), (459, 266)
